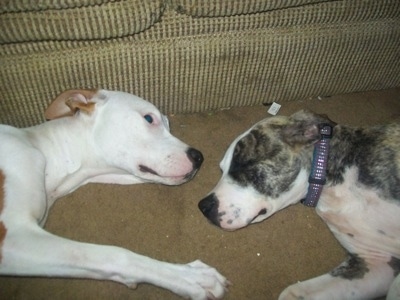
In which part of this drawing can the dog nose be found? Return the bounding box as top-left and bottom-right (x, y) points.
(198, 193), (220, 227)
(187, 148), (204, 168)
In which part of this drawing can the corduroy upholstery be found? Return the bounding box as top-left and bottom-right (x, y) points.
(1, 0), (399, 127)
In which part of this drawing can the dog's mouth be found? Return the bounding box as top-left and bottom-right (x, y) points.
(248, 208), (268, 224)
(139, 164), (197, 180)
(139, 165), (159, 176)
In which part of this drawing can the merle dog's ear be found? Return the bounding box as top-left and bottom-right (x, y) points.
(281, 110), (336, 146)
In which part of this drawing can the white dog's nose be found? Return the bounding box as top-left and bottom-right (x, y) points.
(187, 148), (204, 169)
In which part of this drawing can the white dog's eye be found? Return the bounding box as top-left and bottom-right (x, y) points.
(144, 114), (153, 124)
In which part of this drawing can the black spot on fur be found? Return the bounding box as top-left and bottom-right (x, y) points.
(388, 256), (400, 277)
(330, 253), (369, 279)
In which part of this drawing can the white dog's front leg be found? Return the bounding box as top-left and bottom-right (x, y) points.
(387, 274), (400, 300)
(1, 225), (228, 300)
(278, 260), (395, 300)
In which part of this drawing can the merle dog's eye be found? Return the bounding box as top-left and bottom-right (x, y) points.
(144, 114), (153, 124)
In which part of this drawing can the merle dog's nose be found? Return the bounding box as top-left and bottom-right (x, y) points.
(187, 148), (204, 169)
(198, 193), (220, 227)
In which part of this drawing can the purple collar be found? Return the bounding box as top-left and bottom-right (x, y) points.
(301, 124), (334, 207)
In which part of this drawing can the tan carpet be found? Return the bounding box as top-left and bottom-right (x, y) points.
(1, 88), (399, 299)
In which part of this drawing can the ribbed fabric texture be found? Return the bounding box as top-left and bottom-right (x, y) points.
(0, 0), (111, 13)
(171, 0), (331, 17)
(1, 0), (399, 127)
(0, 0), (165, 42)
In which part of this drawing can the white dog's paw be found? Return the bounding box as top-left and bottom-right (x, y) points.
(174, 260), (230, 300)
(279, 285), (304, 300)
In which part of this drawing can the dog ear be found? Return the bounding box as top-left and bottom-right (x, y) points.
(281, 110), (336, 146)
(161, 114), (170, 131)
(45, 89), (98, 120)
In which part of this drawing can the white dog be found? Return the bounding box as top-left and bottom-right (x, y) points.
(0, 89), (228, 299)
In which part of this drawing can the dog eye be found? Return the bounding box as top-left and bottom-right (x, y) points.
(144, 114), (153, 124)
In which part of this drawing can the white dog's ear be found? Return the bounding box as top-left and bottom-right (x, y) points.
(45, 89), (98, 120)
(161, 114), (170, 131)
(281, 110), (336, 146)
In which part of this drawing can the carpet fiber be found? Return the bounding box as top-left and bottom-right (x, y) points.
(1, 88), (399, 299)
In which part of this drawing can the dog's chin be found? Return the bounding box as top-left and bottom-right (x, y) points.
(164, 169), (199, 185)
(139, 167), (199, 186)
(218, 212), (270, 231)
(219, 220), (261, 231)
(215, 217), (250, 231)
(218, 222), (248, 231)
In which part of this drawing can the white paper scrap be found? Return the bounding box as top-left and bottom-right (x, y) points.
(267, 102), (281, 115)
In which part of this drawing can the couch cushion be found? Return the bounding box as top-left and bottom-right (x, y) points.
(170, 0), (331, 17)
(0, 0), (165, 43)
(0, 0), (112, 13)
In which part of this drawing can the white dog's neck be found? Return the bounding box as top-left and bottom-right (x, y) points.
(23, 116), (123, 201)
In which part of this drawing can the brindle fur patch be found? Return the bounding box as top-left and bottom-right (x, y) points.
(228, 126), (302, 198)
(228, 112), (399, 203)
(327, 124), (400, 200)
(330, 253), (369, 280)
(388, 257), (400, 277)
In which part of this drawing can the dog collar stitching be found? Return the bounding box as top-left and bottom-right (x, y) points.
(301, 124), (334, 207)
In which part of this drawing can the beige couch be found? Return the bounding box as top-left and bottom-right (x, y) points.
(1, 0), (399, 127)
